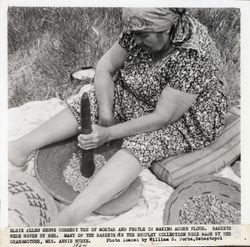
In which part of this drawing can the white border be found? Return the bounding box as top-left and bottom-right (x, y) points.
(240, 1), (250, 225)
(0, 0), (8, 228)
(1, 0), (250, 227)
(5, 0), (249, 8)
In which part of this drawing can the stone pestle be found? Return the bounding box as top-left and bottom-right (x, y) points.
(80, 92), (95, 178)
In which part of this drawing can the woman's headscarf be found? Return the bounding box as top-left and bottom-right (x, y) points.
(122, 8), (182, 32)
(122, 8), (201, 54)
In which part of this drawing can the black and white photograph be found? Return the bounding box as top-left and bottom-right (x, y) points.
(2, 1), (250, 245)
(6, 4), (242, 228)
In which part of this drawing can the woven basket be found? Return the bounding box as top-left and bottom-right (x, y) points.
(8, 169), (58, 227)
(70, 66), (95, 87)
(163, 175), (240, 225)
(34, 139), (143, 216)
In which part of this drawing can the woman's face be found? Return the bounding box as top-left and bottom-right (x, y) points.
(133, 30), (171, 54)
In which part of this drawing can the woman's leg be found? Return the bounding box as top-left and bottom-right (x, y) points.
(9, 107), (80, 167)
(49, 149), (143, 226)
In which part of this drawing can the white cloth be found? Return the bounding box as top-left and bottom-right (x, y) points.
(8, 98), (240, 226)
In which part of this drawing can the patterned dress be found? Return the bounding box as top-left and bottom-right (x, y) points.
(67, 20), (227, 168)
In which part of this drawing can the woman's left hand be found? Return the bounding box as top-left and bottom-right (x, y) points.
(77, 124), (110, 150)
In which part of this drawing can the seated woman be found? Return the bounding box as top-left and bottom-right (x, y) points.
(8, 8), (227, 226)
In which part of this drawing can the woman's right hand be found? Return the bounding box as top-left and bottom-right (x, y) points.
(78, 124), (110, 150)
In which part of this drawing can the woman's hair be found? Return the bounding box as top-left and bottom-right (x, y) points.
(168, 23), (178, 43)
(169, 8), (187, 16)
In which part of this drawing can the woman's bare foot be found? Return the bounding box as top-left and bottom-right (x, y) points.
(8, 141), (32, 167)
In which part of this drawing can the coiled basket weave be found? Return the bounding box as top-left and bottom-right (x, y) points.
(8, 169), (58, 227)
(163, 175), (240, 225)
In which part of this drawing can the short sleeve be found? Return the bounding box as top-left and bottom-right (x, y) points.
(118, 31), (135, 53)
(166, 49), (209, 94)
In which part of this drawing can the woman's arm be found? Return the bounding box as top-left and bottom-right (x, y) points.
(78, 86), (198, 150)
(94, 41), (128, 126)
(107, 86), (198, 140)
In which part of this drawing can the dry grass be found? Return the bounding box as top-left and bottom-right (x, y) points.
(8, 7), (240, 108)
(190, 8), (240, 108)
(8, 7), (122, 107)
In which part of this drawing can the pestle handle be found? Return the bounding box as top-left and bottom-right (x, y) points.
(80, 92), (95, 178)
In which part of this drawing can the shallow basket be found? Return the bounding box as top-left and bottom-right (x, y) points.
(70, 66), (95, 84)
(163, 175), (240, 225)
(34, 139), (143, 216)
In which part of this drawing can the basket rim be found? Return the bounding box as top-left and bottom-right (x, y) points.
(163, 175), (241, 225)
